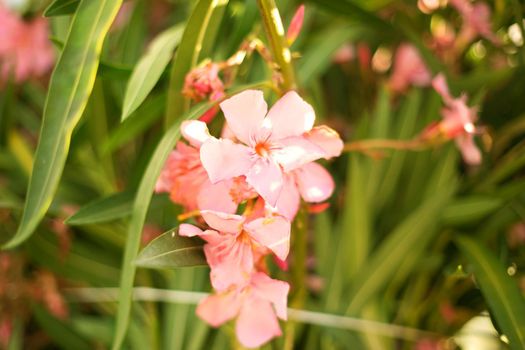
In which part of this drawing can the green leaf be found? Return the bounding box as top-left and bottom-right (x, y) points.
(3, 0), (123, 249)
(121, 24), (184, 121)
(442, 196), (504, 226)
(456, 236), (525, 349)
(112, 81), (265, 350)
(65, 192), (133, 225)
(165, 0), (223, 127)
(44, 0), (80, 17)
(136, 229), (206, 269)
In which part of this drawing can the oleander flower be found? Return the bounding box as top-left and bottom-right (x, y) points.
(389, 44), (431, 93)
(0, 6), (54, 84)
(431, 74), (482, 165)
(449, 0), (500, 45)
(197, 271), (289, 348)
(199, 90), (342, 207)
(179, 210), (290, 291)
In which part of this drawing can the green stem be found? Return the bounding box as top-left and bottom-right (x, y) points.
(256, 0), (297, 92)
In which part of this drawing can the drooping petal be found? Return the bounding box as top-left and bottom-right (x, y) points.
(200, 137), (253, 183)
(220, 90), (268, 145)
(181, 120), (211, 148)
(244, 216), (291, 261)
(251, 272), (290, 320)
(295, 162), (335, 202)
(246, 159), (283, 207)
(432, 74), (453, 105)
(196, 291), (241, 327)
(266, 91), (316, 140)
(205, 238), (253, 291)
(178, 223), (203, 237)
(200, 210), (244, 234)
(197, 180), (237, 214)
(236, 297), (282, 348)
(456, 135), (482, 165)
(272, 136), (326, 172)
(305, 126), (344, 159)
(273, 174), (300, 220)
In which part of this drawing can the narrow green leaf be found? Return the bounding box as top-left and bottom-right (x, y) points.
(346, 183), (455, 315)
(136, 229), (206, 269)
(456, 236), (525, 349)
(112, 81), (266, 350)
(442, 196), (504, 226)
(165, 0), (222, 127)
(3, 0), (122, 249)
(121, 24), (184, 121)
(65, 192), (133, 225)
(44, 0), (80, 17)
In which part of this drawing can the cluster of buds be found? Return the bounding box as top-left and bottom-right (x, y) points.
(156, 90), (343, 347)
(0, 4), (54, 85)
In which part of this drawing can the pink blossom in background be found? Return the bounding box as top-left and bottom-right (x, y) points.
(0, 6), (55, 85)
(197, 271), (289, 348)
(432, 74), (482, 165)
(199, 90), (342, 209)
(449, 0), (500, 45)
(389, 44), (431, 93)
(179, 210), (290, 291)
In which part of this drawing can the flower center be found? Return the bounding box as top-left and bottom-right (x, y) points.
(255, 142), (271, 158)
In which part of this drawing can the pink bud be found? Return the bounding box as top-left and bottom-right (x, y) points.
(286, 5), (305, 45)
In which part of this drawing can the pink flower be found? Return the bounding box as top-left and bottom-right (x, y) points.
(197, 271), (289, 348)
(0, 7), (54, 84)
(431, 74), (482, 165)
(449, 0), (500, 45)
(183, 62), (224, 101)
(199, 90), (342, 207)
(389, 44), (431, 93)
(286, 5), (305, 45)
(179, 210), (291, 291)
(156, 121), (253, 213)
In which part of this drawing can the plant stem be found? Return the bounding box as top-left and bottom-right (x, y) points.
(344, 139), (428, 152)
(256, 0), (297, 92)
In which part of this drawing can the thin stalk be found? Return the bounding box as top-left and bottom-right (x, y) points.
(344, 139), (427, 153)
(256, 0), (296, 92)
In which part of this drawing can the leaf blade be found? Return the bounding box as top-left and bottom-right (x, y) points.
(65, 192), (133, 225)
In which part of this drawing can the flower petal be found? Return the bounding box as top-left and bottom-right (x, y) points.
(197, 180), (237, 214)
(236, 298), (282, 348)
(305, 126), (344, 159)
(200, 138), (253, 183)
(432, 73), (453, 105)
(456, 135), (482, 165)
(246, 159), (283, 206)
(181, 120), (212, 148)
(273, 174), (300, 220)
(196, 291), (241, 327)
(244, 216), (291, 261)
(272, 136), (326, 172)
(266, 91), (315, 139)
(206, 238), (253, 291)
(178, 223), (203, 237)
(220, 90), (268, 145)
(295, 162), (335, 202)
(200, 210), (244, 234)
(251, 272), (290, 320)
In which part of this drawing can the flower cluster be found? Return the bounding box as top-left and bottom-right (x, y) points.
(156, 90), (343, 347)
(0, 5), (54, 85)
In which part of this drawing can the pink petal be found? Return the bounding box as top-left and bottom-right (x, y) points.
(266, 91), (315, 140)
(196, 291), (241, 327)
(272, 136), (326, 172)
(305, 126), (344, 159)
(456, 135), (482, 165)
(432, 74), (453, 105)
(244, 216), (291, 261)
(236, 297), (282, 348)
(251, 272), (290, 320)
(220, 90), (268, 145)
(197, 180), (237, 214)
(205, 238), (253, 291)
(246, 159), (283, 206)
(295, 162), (335, 202)
(286, 5), (305, 45)
(273, 174), (300, 220)
(178, 223), (203, 237)
(181, 120), (211, 148)
(201, 210), (244, 234)
(200, 137), (253, 183)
